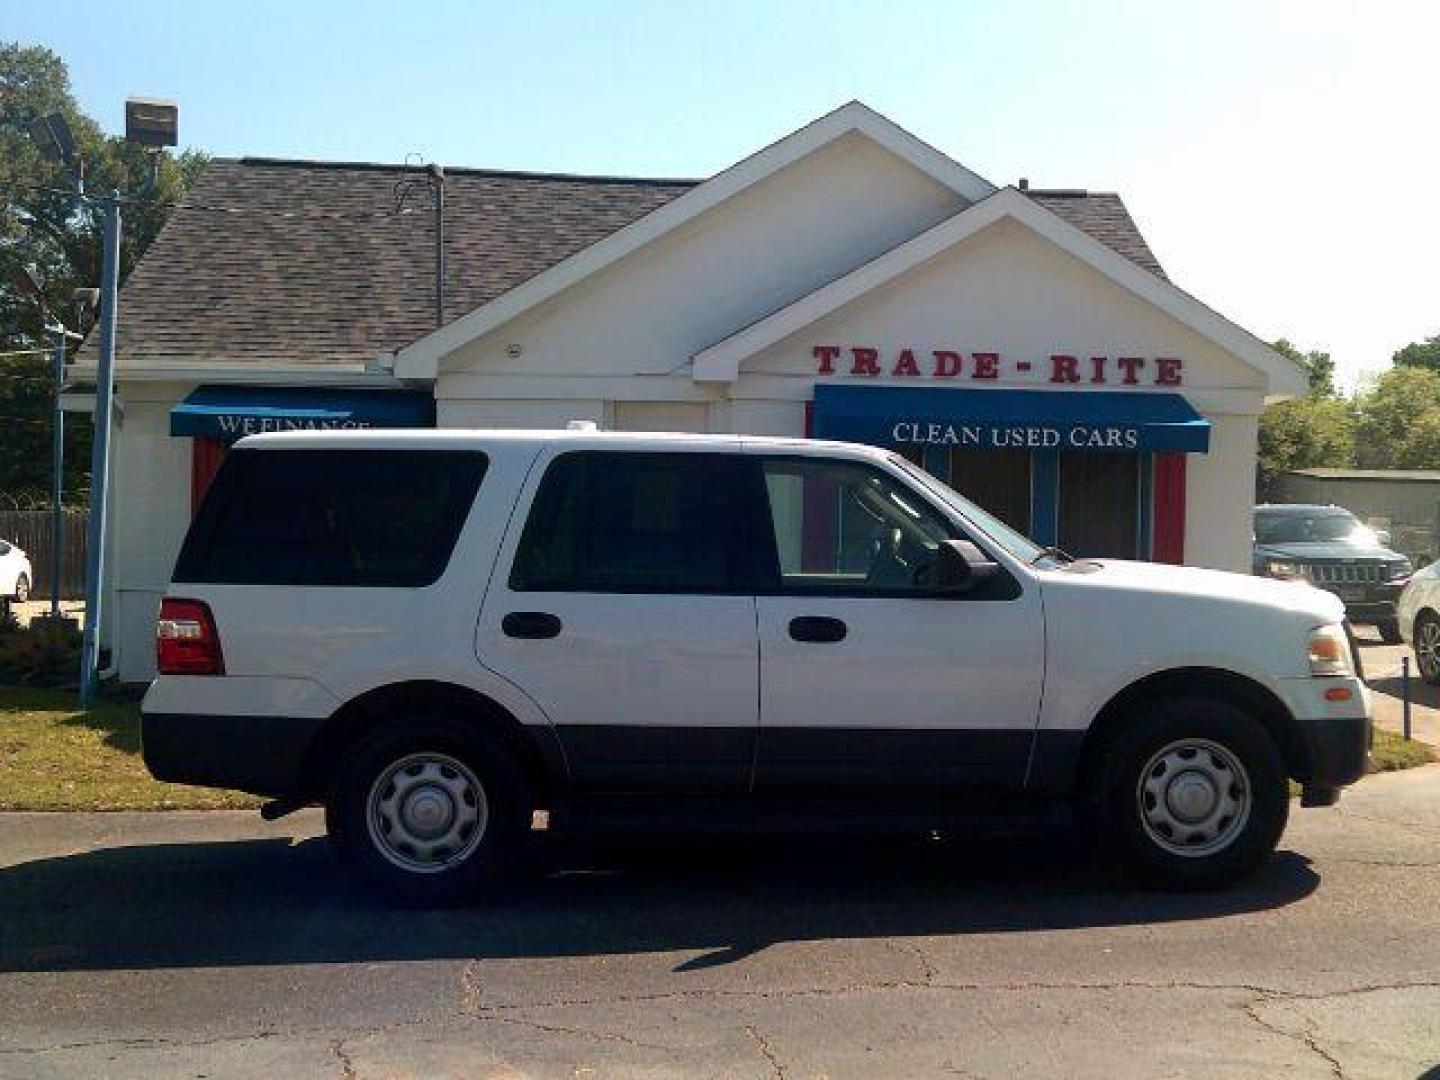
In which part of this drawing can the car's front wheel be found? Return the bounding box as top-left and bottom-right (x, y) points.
(329, 719), (530, 902)
(1093, 698), (1289, 889)
(1415, 613), (1440, 685)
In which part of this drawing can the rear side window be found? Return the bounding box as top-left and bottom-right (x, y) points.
(509, 452), (753, 593)
(174, 449), (486, 587)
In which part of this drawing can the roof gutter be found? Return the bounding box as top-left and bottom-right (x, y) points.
(64, 357), (430, 389)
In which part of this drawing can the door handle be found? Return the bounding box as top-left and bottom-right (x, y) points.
(502, 611), (563, 639)
(789, 616), (847, 643)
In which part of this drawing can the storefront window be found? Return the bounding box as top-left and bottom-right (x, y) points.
(946, 448), (1031, 535)
(1057, 453), (1140, 558)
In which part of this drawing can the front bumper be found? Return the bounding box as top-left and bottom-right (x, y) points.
(1295, 714), (1372, 788)
(1318, 582), (1405, 623)
(1275, 675), (1372, 789)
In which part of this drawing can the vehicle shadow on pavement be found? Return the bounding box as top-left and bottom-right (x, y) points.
(0, 831), (1319, 974)
(1367, 671), (1440, 708)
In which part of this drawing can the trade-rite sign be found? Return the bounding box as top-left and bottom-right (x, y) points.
(813, 345), (1183, 386)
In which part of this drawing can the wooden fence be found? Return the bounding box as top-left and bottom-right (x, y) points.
(0, 510), (89, 600)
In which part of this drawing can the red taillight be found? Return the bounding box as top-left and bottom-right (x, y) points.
(156, 598), (225, 676)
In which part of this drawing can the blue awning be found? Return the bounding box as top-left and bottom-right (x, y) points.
(811, 385), (1210, 454)
(171, 386), (436, 440)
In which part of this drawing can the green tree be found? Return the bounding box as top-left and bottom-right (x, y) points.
(1353, 366), (1440, 469)
(1271, 338), (1337, 397)
(1393, 334), (1440, 373)
(1257, 394), (1355, 496)
(1, 42), (206, 498)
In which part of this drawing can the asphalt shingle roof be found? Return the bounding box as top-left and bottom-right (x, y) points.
(1026, 191), (1166, 279)
(100, 159), (1165, 369)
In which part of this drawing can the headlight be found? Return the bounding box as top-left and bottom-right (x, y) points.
(1265, 559), (1304, 580)
(1387, 558), (1413, 581)
(1307, 623), (1353, 677)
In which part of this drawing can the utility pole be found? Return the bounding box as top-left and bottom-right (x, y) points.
(28, 99), (178, 706)
(77, 196), (121, 707)
(49, 325), (64, 618)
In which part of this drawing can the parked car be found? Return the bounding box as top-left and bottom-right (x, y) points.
(1397, 564), (1440, 683)
(1253, 503), (1412, 643)
(0, 539), (32, 605)
(143, 430), (1372, 900)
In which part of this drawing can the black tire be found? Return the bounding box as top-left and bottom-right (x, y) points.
(1377, 618), (1403, 645)
(12, 574), (28, 603)
(329, 718), (531, 903)
(1415, 613), (1440, 685)
(1089, 697), (1289, 889)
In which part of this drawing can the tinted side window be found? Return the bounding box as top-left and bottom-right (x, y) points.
(175, 449), (486, 587)
(510, 452), (750, 593)
(759, 457), (960, 595)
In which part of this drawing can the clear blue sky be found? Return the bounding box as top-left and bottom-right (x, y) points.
(13, 0), (1439, 387)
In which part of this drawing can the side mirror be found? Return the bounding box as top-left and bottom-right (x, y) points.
(933, 539), (1001, 592)
(1375, 529), (1392, 547)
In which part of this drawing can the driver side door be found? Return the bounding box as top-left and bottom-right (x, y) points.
(750, 454), (1045, 795)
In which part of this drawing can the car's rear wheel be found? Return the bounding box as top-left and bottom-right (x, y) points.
(1416, 613), (1440, 685)
(1377, 618), (1403, 645)
(1091, 697), (1289, 889)
(330, 719), (530, 902)
(12, 574), (29, 603)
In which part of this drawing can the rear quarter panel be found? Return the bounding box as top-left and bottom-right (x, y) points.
(145, 442), (553, 731)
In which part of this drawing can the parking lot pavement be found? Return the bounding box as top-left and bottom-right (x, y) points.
(2, 771), (1439, 1080)
(1355, 626), (1440, 746)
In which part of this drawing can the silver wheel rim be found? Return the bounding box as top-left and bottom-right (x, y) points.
(366, 752), (488, 874)
(1418, 620), (1440, 681)
(1136, 738), (1251, 858)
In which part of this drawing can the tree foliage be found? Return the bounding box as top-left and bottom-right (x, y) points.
(1393, 334), (1440, 373)
(0, 42), (206, 498)
(1257, 395), (1355, 495)
(1270, 337), (1336, 397)
(1354, 367), (1440, 469)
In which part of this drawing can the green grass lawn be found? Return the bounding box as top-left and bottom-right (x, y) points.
(0, 685), (259, 811)
(0, 683), (1432, 811)
(1368, 726), (1435, 772)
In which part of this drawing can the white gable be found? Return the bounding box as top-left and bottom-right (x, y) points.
(400, 101), (996, 379)
(432, 129), (974, 383)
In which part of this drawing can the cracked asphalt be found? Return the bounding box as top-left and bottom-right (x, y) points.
(1, 765), (1439, 1078)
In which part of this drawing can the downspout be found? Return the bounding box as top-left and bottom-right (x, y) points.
(429, 163), (445, 329)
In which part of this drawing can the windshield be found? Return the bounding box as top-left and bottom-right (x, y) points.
(889, 454), (1049, 564)
(1254, 510), (1372, 545)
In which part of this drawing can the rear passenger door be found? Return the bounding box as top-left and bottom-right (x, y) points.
(477, 450), (762, 794)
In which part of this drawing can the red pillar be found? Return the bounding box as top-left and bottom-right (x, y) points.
(191, 438), (226, 517)
(1152, 452), (1187, 564)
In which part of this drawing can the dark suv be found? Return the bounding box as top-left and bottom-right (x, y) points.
(1253, 503), (1412, 642)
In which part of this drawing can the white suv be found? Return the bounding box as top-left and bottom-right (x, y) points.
(143, 429), (1371, 899)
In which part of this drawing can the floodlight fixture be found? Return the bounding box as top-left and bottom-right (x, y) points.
(125, 97), (178, 149)
(28, 112), (77, 164)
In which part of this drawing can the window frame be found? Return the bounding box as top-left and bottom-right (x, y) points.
(746, 454), (1022, 602)
(506, 449), (770, 596)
